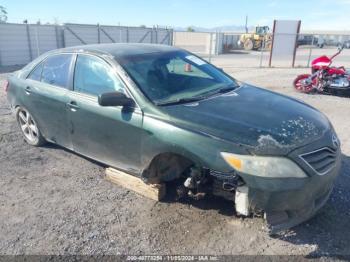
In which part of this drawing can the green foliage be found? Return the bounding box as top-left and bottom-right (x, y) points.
(0, 5), (7, 23)
(186, 26), (195, 32)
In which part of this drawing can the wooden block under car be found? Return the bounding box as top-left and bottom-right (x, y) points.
(105, 167), (166, 201)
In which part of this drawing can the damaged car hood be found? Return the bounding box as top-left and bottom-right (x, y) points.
(160, 84), (330, 155)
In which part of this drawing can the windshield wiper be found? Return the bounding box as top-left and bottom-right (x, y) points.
(155, 97), (205, 106)
(198, 85), (239, 98)
(155, 84), (239, 106)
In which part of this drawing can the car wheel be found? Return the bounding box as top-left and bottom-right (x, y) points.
(16, 107), (46, 146)
(244, 39), (254, 51)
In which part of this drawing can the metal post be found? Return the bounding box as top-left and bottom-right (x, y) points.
(269, 20), (277, 67)
(259, 38), (264, 68)
(215, 32), (219, 55)
(119, 23), (122, 43)
(55, 25), (60, 48)
(170, 29), (174, 46)
(126, 27), (129, 43)
(155, 25), (158, 43)
(61, 26), (66, 48)
(97, 23), (101, 44)
(26, 24), (33, 61)
(172, 29), (175, 46)
(307, 35), (315, 67)
(151, 27), (154, 43)
(208, 33), (213, 62)
(34, 25), (41, 57)
(292, 20), (302, 68)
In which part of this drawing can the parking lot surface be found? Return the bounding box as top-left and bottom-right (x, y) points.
(0, 65), (349, 256)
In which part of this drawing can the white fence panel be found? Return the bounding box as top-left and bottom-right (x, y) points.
(173, 32), (210, 55)
(0, 23), (31, 66)
(0, 23), (173, 66)
(28, 25), (59, 59)
(173, 32), (222, 56)
(157, 30), (172, 45)
(99, 26), (128, 43)
(64, 24), (99, 46)
(128, 28), (152, 43)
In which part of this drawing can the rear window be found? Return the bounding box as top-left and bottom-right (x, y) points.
(41, 54), (73, 88)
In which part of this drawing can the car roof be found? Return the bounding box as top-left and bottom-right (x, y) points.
(58, 43), (182, 58)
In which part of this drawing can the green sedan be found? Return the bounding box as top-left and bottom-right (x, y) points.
(5, 44), (341, 234)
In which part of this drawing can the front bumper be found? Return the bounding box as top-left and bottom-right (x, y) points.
(265, 184), (333, 234)
(240, 149), (341, 234)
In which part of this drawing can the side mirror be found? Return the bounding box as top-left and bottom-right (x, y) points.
(98, 92), (134, 107)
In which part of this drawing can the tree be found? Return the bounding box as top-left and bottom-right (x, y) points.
(186, 26), (195, 32)
(0, 5), (7, 23)
(139, 25), (146, 28)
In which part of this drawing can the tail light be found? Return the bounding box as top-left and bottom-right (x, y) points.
(4, 80), (9, 92)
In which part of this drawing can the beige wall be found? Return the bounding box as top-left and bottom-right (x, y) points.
(173, 32), (223, 55)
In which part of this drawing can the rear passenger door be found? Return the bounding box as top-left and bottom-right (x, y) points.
(67, 54), (143, 173)
(25, 54), (74, 149)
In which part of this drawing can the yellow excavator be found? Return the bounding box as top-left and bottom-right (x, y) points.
(238, 26), (272, 51)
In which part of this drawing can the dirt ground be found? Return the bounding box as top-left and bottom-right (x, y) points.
(0, 65), (349, 257)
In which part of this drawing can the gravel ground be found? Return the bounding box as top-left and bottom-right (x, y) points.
(0, 65), (349, 257)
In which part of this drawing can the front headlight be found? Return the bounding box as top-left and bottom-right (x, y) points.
(221, 152), (307, 178)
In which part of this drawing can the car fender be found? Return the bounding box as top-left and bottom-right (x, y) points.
(139, 115), (246, 177)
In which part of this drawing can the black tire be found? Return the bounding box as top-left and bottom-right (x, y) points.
(16, 107), (46, 146)
(244, 39), (254, 51)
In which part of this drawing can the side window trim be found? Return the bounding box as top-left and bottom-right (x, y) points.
(71, 53), (140, 110)
(27, 53), (75, 90)
(26, 61), (44, 81)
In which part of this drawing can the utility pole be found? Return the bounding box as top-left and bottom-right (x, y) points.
(245, 15), (248, 33)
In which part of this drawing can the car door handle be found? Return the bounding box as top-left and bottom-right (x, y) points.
(67, 101), (80, 111)
(25, 86), (31, 95)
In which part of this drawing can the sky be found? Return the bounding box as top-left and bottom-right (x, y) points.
(2, 0), (350, 31)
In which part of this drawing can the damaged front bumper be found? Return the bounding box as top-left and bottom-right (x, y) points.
(264, 185), (333, 234)
(241, 153), (341, 234)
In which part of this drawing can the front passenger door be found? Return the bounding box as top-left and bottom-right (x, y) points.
(67, 54), (143, 174)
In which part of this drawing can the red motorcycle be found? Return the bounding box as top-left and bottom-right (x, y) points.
(294, 46), (350, 94)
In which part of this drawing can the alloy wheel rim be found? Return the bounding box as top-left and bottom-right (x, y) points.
(295, 79), (312, 93)
(18, 109), (39, 143)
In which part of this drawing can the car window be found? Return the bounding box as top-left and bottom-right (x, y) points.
(119, 51), (236, 104)
(27, 63), (44, 81)
(41, 54), (73, 88)
(74, 55), (125, 96)
(166, 57), (214, 80)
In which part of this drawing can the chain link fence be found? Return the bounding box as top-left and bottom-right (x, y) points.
(173, 31), (350, 69)
(0, 23), (173, 67)
(1, 25), (349, 70)
(294, 34), (350, 68)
